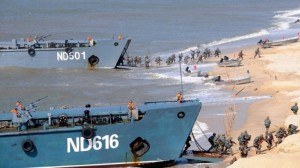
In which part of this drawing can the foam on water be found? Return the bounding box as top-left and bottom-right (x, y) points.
(273, 7), (300, 30)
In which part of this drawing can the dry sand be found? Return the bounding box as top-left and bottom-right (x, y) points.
(208, 40), (300, 168)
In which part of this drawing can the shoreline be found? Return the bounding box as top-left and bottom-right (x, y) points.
(199, 39), (300, 167)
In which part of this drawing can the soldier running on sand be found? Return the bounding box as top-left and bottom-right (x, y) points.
(224, 137), (236, 155)
(254, 48), (261, 58)
(291, 103), (298, 115)
(264, 116), (271, 132)
(275, 127), (286, 146)
(253, 134), (265, 154)
(238, 50), (244, 60)
(265, 132), (274, 150)
(238, 131), (250, 158)
(287, 124), (298, 135)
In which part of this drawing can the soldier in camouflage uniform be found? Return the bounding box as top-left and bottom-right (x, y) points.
(239, 145), (250, 158)
(238, 131), (250, 158)
(224, 137), (236, 155)
(275, 127), (286, 146)
(253, 134), (265, 154)
(218, 134), (226, 153)
(265, 132), (274, 150)
(238, 132), (245, 146)
(243, 131), (251, 146)
(287, 124), (298, 135)
(291, 103), (298, 115)
(212, 134), (220, 152)
(264, 116), (271, 132)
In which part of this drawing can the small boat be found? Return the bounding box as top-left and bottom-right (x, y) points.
(261, 36), (299, 48)
(218, 59), (241, 67)
(224, 75), (251, 85)
(202, 75), (222, 83)
(0, 98), (202, 168)
(0, 35), (131, 69)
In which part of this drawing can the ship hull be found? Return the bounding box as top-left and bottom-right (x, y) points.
(0, 100), (201, 168)
(0, 38), (131, 69)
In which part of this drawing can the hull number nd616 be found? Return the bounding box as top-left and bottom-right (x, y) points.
(67, 134), (119, 153)
(57, 51), (86, 61)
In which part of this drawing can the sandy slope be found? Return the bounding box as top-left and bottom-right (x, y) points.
(209, 40), (300, 168)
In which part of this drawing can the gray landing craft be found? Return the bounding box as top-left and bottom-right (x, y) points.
(0, 99), (202, 167)
(0, 35), (131, 69)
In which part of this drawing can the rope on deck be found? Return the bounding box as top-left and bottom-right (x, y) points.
(191, 132), (206, 151)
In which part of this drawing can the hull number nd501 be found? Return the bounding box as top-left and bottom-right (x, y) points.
(57, 51), (86, 61)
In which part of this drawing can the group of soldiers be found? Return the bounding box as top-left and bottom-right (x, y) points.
(207, 115), (299, 158)
(207, 133), (236, 155)
(122, 47), (222, 67)
(237, 116), (299, 158)
(122, 44), (264, 67)
(164, 48), (222, 65)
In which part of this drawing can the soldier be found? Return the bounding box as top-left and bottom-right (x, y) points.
(213, 134), (221, 152)
(155, 56), (162, 66)
(264, 116), (271, 132)
(287, 124), (298, 135)
(16, 101), (24, 111)
(176, 91), (183, 103)
(190, 50), (195, 61)
(265, 132), (274, 150)
(178, 53), (183, 62)
(254, 48), (261, 58)
(291, 103), (298, 115)
(196, 54), (203, 64)
(214, 48), (221, 57)
(275, 127), (286, 146)
(224, 137), (236, 155)
(207, 133), (216, 152)
(196, 49), (201, 57)
(253, 134), (264, 154)
(127, 99), (135, 110)
(238, 132), (245, 146)
(239, 145), (249, 158)
(182, 134), (192, 155)
(238, 50), (244, 60)
(218, 134), (226, 153)
(243, 131), (251, 146)
(183, 55), (190, 64)
(144, 55), (151, 67)
(185, 66), (191, 73)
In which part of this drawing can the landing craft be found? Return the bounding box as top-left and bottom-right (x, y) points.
(0, 35), (131, 69)
(0, 99), (202, 167)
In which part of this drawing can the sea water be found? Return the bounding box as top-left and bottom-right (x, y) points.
(1, 0), (300, 167)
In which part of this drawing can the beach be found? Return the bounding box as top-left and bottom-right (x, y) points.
(208, 40), (300, 167)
